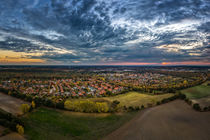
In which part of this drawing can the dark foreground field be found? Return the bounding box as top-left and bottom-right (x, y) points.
(22, 108), (136, 140)
(105, 100), (210, 140)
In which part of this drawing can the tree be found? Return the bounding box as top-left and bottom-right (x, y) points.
(20, 104), (30, 114)
(16, 124), (24, 135)
(31, 101), (36, 109)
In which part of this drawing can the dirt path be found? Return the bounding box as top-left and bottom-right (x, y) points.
(105, 100), (210, 140)
(0, 133), (26, 140)
(0, 92), (29, 115)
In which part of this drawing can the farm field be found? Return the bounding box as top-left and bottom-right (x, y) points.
(22, 107), (137, 140)
(67, 92), (174, 108)
(105, 100), (210, 140)
(0, 132), (26, 140)
(181, 81), (210, 99)
(0, 92), (30, 115)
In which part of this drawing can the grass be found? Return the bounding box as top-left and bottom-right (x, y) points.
(68, 92), (174, 108)
(23, 107), (137, 140)
(22, 92), (174, 140)
(181, 81), (210, 99)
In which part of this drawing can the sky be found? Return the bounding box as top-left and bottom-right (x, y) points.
(0, 0), (209, 65)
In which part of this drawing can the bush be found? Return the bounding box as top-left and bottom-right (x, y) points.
(161, 98), (169, 104)
(64, 100), (74, 111)
(34, 97), (43, 106)
(16, 124), (24, 135)
(56, 101), (64, 109)
(178, 93), (186, 99)
(203, 107), (208, 111)
(135, 106), (140, 110)
(20, 104), (30, 114)
(111, 100), (120, 111)
(141, 105), (145, 109)
(95, 102), (109, 113)
(31, 101), (36, 109)
(64, 100), (110, 113)
(123, 106), (127, 110)
(193, 103), (201, 111)
(26, 95), (33, 102)
(128, 106), (135, 111)
(44, 99), (55, 107)
(156, 101), (161, 105)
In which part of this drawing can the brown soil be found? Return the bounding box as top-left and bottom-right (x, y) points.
(105, 100), (210, 140)
(0, 92), (29, 115)
(0, 133), (26, 140)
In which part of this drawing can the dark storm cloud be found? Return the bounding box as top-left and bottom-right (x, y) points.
(0, 0), (209, 64)
(31, 53), (79, 60)
(0, 36), (53, 52)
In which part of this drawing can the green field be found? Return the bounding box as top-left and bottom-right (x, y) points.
(181, 81), (210, 99)
(23, 92), (174, 140)
(23, 107), (136, 140)
(68, 92), (174, 108)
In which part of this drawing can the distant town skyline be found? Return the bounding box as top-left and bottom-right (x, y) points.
(0, 0), (209, 65)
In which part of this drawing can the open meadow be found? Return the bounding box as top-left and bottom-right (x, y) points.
(181, 81), (210, 99)
(181, 81), (210, 107)
(67, 92), (174, 109)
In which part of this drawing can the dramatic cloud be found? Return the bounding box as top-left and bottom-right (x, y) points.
(0, 0), (209, 65)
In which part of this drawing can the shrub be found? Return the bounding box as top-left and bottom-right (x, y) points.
(64, 100), (74, 111)
(203, 107), (208, 111)
(64, 100), (109, 113)
(141, 105), (145, 109)
(31, 101), (36, 109)
(16, 124), (24, 135)
(44, 99), (54, 107)
(178, 93), (186, 100)
(193, 103), (201, 111)
(161, 98), (169, 104)
(56, 101), (64, 109)
(26, 95), (33, 102)
(156, 101), (161, 105)
(20, 104), (30, 114)
(135, 106), (140, 110)
(128, 106), (134, 111)
(34, 97), (43, 106)
(111, 100), (120, 110)
(123, 106), (127, 110)
(95, 102), (109, 113)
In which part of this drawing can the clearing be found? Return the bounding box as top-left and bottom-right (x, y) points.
(181, 81), (210, 99)
(68, 92), (174, 108)
(0, 92), (30, 115)
(181, 81), (210, 107)
(105, 100), (210, 140)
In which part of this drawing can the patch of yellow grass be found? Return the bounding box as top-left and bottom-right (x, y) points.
(99, 92), (173, 107)
(69, 92), (174, 108)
